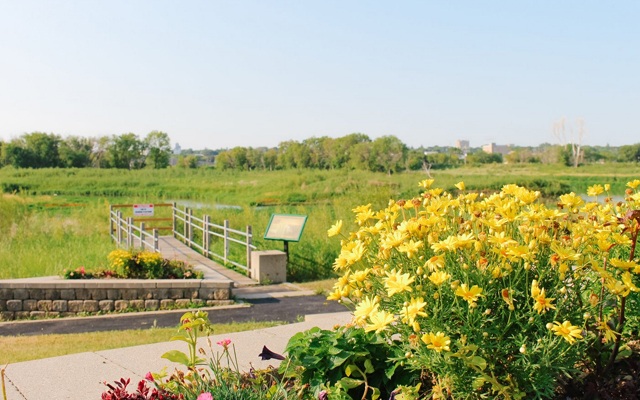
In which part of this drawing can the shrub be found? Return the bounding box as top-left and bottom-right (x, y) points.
(326, 179), (640, 398)
(282, 325), (413, 399)
(65, 249), (203, 280)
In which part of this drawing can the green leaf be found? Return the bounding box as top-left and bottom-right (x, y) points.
(364, 359), (375, 374)
(385, 362), (399, 380)
(161, 350), (191, 367)
(345, 364), (357, 377)
(371, 387), (381, 400)
(472, 376), (486, 390)
(338, 377), (364, 389)
(468, 356), (487, 371)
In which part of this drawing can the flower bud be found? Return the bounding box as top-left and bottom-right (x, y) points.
(519, 344), (526, 354)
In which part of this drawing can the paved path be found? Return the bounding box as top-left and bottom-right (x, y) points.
(158, 236), (257, 286)
(2, 311), (353, 400)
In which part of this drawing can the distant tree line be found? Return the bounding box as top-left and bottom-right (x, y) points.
(0, 131), (172, 169)
(1, 131), (639, 171)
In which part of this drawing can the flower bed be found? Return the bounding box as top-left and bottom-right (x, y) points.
(64, 249), (203, 280)
(101, 180), (640, 399)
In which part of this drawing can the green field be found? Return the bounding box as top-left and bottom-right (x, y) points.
(1, 164), (638, 280)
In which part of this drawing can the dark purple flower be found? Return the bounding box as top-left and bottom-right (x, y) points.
(258, 345), (285, 360)
(318, 390), (328, 400)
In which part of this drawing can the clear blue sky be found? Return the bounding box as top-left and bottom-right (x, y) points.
(1, 1), (638, 150)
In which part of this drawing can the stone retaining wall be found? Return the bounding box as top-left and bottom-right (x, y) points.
(0, 279), (233, 321)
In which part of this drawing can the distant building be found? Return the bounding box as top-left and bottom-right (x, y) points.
(482, 143), (511, 156)
(455, 140), (470, 152)
(173, 143), (182, 155)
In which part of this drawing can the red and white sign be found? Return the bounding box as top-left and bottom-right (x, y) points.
(133, 204), (154, 216)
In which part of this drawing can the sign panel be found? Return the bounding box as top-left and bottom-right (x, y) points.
(264, 214), (307, 242)
(133, 203), (155, 216)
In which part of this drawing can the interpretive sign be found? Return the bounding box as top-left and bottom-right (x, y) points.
(264, 214), (307, 242)
(133, 203), (155, 217)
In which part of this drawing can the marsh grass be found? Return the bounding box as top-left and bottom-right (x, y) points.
(2, 165), (638, 280)
(0, 320), (284, 365)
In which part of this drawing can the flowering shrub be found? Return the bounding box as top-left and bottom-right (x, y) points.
(326, 179), (640, 398)
(152, 311), (289, 400)
(69, 249), (204, 279)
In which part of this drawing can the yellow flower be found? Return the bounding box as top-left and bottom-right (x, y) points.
(587, 184), (604, 197)
(454, 181), (465, 191)
(627, 179), (640, 189)
(531, 280), (541, 298)
(384, 269), (415, 297)
(501, 289), (515, 310)
(421, 331), (451, 352)
(401, 297), (428, 326)
(609, 258), (638, 271)
(621, 272), (640, 292)
(455, 284), (483, 305)
(428, 270), (451, 286)
(365, 310), (395, 333)
(550, 321), (583, 344)
(354, 296), (379, 324)
(398, 239), (424, 258)
(532, 288), (556, 314)
(419, 179), (435, 189)
(425, 255), (445, 271)
(327, 220), (343, 237)
(558, 193), (584, 209)
(597, 321), (618, 344)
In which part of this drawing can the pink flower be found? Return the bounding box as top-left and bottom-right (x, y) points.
(197, 393), (213, 400)
(217, 338), (232, 349)
(145, 372), (154, 381)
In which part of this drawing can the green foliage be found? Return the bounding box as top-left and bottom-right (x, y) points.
(282, 326), (413, 399)
(327, 179), (640, 398)
(104, 249), (203, 279)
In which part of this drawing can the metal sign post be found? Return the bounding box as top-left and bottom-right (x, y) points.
(263, 214), (308, 262)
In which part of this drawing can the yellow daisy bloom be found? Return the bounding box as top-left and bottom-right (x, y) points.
(384, 269), (415, 297)
(428, 270), (451, 286)
(421, 331), (451, 352)
(354, 296), (379, 324)
(550, 321), (583, 344)
(327, 220), (343, 237)
(365, 310), (395, 333)
(455, 283), (483, 305)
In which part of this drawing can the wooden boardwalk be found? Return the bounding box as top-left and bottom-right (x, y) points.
(157, 236), (257, 287)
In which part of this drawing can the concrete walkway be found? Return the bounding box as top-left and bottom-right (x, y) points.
(2, 311), (352, 399)
(157, 236), (257, 287)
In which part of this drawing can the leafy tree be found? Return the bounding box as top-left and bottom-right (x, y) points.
(144, 131), (172, 169)
(108, 133), (146, 169)
(59, 136), (93, 168)
(370, 135), (407, 175)
(177, 155), (199, 168)
(0, 132), (62, 168)
(91, 136), (112, 168)
(466, 151), (503, 164)
(618, 144), (640, 162)
(328, 133), (371, 169)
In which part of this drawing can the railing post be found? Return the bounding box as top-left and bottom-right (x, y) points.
(187, 208), (193, 246)
(246, 225), (252, 278)
(203, 215), (210, 256)
(172, 202), (177, 238)
(140, 222), (146, 250)
(117, 211), (123, 246)
(183, 207), (188, 243)
(153, 229), (159, 252)
(223, 220), (230, 265)
(127, 217), (134, 248)
(109, 205), (114, 238)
